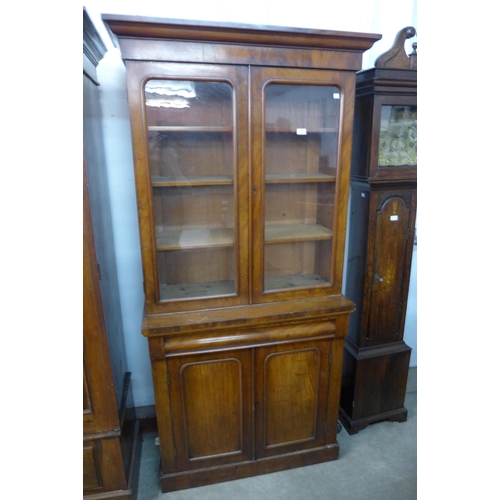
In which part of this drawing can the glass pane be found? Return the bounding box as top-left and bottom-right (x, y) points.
(263, 84), (339, 292)
(145, 80), (236, 300)
(378, 105), (417, 167)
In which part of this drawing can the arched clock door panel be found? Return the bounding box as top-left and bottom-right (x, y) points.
(367, 195), (410, 343)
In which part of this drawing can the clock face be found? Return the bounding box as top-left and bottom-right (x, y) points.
(378, 105), (417, 167)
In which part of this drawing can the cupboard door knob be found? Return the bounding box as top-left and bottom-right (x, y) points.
(374, 273), (384, 283)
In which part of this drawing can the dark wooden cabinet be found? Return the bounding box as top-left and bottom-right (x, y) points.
(83, 9), (141, 498)
(340, 27), (417, 434)
(103, 14), (380, 493)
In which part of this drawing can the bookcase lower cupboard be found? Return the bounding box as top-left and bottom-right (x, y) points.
(143, 301), (353, 491)
(103, 14), (381, 492)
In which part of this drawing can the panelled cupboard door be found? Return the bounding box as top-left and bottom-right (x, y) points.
(254, 339), (332, 458)
(165, 339), (333, 470)
(167, 350), (253, 470)
(125, 62), (250, 315)
(250, 67), (355, 303)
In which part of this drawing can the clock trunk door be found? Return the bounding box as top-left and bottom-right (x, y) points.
(366, 195), (410, 343)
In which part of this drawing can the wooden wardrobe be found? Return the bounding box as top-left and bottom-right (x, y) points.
(83, 8), (141, 498)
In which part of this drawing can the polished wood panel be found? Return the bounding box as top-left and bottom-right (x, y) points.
(264, 349), (320, 445)
(159, 442), (339, 493)
(83, 442), (102, 492)
(181, 360), (243, 457)
(367, 196), (410, 342)
(347, 185), (416, 348)
(340, 340), (411, 434)
(83, 120), (122, 439)
(167, 350), (253, 470)
(255, 339), (331, 457)
(83, 364), (92, 414)
(117, 38), (364, 72)
(142, 296), (351, 336)
(148, 342), (177, 475)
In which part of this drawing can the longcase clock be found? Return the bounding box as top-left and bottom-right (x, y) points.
(340, 27), (417, 434)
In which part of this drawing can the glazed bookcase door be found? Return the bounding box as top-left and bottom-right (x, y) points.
(125, 62), (249, 314)
(251, 67), (354, 303)
(370, 95), (417, 180)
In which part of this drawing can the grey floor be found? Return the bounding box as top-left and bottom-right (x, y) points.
(137, 368), (417, 500)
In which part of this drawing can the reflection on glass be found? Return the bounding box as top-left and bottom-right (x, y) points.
(145, 80), (236, 300)
(263, 84), (340, 292)
(378, 105), (417, 166)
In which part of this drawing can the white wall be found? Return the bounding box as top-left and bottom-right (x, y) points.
(84, 0), (418, 407)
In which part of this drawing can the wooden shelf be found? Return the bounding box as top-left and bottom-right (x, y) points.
(265, 273), (330, 291)
(152, 173), (333, 186)
(265, 223), (332, 244)
(156, 227), (234, 251)
(156, 224), (331, 249)
(265, 173), (335, 183)
(160, 279), (235, 300)
(152, 175), (233, 187)
(149, 125), (232, 133)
